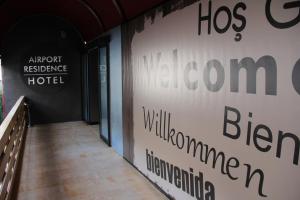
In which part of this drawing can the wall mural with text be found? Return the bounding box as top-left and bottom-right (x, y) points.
(125, 0), (300, 199)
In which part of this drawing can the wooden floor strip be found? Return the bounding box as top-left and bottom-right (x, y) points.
(17, 121), (166, 200)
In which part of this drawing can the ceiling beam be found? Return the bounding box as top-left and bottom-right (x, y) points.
(112, 0), (127, 21)
(76, 0), (105, 31)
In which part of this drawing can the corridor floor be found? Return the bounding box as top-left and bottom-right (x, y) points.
(17, 121), (167, 200)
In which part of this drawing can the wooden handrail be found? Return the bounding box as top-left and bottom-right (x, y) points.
(0, 96), (28, 200)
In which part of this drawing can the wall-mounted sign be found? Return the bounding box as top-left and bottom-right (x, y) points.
(127, 0), (300, 199)
(3, 15), (82, 124)
(23, 56), (69, 86)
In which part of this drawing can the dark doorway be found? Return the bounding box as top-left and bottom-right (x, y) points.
(88, 48), (100, 123)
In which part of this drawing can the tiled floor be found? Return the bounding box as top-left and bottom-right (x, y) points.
(17, 121), (167, 200)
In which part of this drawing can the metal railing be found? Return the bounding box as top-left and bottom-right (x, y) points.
(0, 96), (28, 200)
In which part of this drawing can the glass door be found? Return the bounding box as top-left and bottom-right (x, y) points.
(98, 46), (110, 146)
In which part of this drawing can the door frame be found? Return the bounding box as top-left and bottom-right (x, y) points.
(84, 36), (111, 146)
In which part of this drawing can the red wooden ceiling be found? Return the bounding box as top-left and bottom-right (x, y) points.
(0, 0), (166, 44)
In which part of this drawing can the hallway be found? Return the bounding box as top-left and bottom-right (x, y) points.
(17, 122), (166, 200)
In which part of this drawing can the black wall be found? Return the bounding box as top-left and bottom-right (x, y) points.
(2, 16), (83, 124)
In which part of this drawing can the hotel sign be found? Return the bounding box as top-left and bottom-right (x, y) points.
(23, 56), (69, 87)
